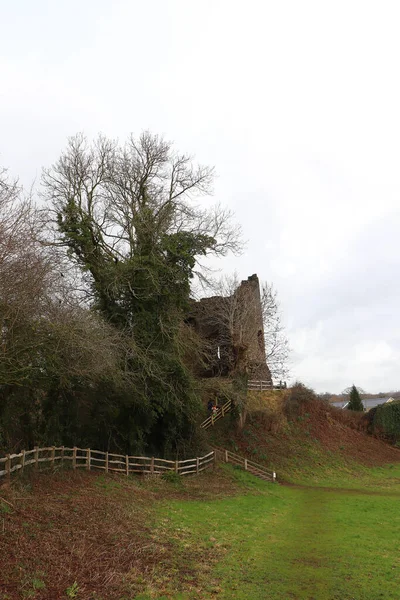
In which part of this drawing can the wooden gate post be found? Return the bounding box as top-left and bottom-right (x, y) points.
(5, 454), (10, 482)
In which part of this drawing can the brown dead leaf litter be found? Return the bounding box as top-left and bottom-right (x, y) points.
(0, 467), (242, 600)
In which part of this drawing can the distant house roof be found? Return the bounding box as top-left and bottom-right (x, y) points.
(332, 397), (396, 410)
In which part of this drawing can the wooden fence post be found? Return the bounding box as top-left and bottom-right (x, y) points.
(34, 447), (39, 470)
(21, 449), (26, 473)
(196, 457), (199, 474)
(244, 459), (248, 471)
(125, 455), (129, 476)
(72, 447), (77, 470)
(105, 452), (109, 473)
(5, 454), (10, 482)
(51, 446), (55, 468)
(175, 460), (178, 473)
(61, 446), (65, 467)
(87, 448), (91, 471)
(225, 450), (228, 463)
(151, 456), (154, 475)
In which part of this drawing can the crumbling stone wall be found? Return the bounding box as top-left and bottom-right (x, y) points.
(236, 274), (271, 381)
(189, 274), (272, 383)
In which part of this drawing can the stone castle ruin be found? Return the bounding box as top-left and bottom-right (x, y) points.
(189, 274), (272, 383)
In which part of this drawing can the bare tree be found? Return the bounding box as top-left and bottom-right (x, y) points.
(0, 167), (124, 387)
(342, 386), (366, 396)
(261, 282), (290, 380)
(42, 132), (242, 283)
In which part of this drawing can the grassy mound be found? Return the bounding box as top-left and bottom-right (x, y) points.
(209, 384), (400, 485)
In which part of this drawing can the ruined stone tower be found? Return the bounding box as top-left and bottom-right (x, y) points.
(189, 274), (272, 382)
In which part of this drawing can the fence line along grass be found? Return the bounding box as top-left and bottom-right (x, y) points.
(214, 447), (276, 482)
(0, 446), (216, 481)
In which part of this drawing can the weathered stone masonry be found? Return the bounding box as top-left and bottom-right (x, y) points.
(189, 274), (272, 383)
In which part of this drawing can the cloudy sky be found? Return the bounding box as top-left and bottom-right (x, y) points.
(1, 0), (400, 393)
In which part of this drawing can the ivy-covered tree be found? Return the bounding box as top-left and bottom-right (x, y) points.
(42, 132), (241, 456)
(347, 384), (364, 411)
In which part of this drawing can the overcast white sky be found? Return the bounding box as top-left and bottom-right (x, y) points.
(1, 0), (400, 393)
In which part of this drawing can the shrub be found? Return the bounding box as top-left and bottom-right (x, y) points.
(370, 401), (400, 444)
(247, 410), (286, 434)
(283, 382), (317, 418)
(161, 470), (183, 485)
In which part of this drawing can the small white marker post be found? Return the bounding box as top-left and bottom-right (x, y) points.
(272, 472), (276, 483)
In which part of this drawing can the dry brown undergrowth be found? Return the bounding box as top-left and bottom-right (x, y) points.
(0, 467), (241, 600)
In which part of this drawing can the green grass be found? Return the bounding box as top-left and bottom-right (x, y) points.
(136, 465), (400, 599)
(285, 459), (400, 491)
(3, 461), (400, 598)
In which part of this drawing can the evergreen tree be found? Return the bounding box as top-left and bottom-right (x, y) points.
(347, 384), (364, 411)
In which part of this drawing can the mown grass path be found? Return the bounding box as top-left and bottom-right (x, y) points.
(149, 468), (400, 600)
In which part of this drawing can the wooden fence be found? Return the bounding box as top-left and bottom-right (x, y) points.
(200, 399), (232, 429)
(0, 446), (216, 481)
(214, 447), (276, 482)
(247, 380), (287, 391)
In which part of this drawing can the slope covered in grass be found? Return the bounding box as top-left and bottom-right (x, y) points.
(209, 385), (400, 485)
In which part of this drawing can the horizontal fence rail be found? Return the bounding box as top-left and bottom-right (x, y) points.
(200, 399), (232, 430)
(214, 446), (276, 482)
(247, 380), (287, 391)
(0, 446), (216, 481)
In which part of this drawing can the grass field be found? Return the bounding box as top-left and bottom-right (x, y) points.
(2, 463), (400, 599)
(136, 465), (400, 600)
(4, 394), (400, 598)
